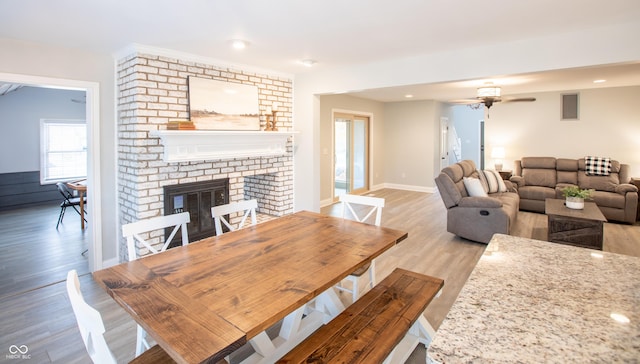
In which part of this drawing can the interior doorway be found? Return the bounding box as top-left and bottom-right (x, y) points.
(333, 112), (369, 200)
(479, 120), (485, 170)
(439, 117), (450, 170)
(0, 72), (102, 272)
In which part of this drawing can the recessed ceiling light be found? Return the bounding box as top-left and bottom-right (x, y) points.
(230, 39), (249, 50)
(610, 313), (630, 324)
(593, 79), (607, 83)
(300, 59), (317, 67)
(405, 94), (414, 98)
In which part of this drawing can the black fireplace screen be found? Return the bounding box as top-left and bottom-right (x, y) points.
(163, 178), (229, 247)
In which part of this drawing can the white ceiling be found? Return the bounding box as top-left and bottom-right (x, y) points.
(1, 0), (639, 101)
(350, 62), (640, 102)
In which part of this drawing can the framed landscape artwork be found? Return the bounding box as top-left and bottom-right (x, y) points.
(188, 76), (260, 130)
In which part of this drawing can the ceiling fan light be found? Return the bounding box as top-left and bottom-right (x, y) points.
(230, 39), (249, 50)
(477, 86), (501, 98)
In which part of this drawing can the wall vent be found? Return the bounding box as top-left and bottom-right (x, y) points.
(562, 93), (579, 120)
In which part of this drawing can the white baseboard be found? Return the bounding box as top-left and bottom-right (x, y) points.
(320, 184), (435, 208)
(102, 257), (120, 269)
(320, 198), (336, 208)
(376, 183), (436, 193)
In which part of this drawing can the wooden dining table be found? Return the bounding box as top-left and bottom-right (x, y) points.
(66, 179), (87, 229)
(93, 210), (408, 364)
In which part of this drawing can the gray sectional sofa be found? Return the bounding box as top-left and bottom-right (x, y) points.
(435, 160), (520, 243)
(512, 157), (638, 224)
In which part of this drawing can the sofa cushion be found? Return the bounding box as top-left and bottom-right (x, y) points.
(556, 159), (578, 184)
(458, 160), (477, 177)
(521, 157), (556, 169)
(442, 163), (464, 184)
(556, 158), (578, 171)
(518, 185), (556, 201)
(492, 192), (520, 223)
(557, 170), (578, 184)
(458, 196), (502, 208)
(578, 171), (620, 192)
(522, 168), (557, 188)
(591, 190), (626, 209)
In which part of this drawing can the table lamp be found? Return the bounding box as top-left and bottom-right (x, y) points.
(491, 147), (505, 171)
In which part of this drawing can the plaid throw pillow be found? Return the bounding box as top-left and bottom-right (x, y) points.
(585, 156), (611, 176)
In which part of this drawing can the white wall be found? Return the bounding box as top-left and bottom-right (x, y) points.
(0, 86), (86, 173)
(0, 37), (117, 267)
(485, 86), (640, 176)
(294, 21), (640, 211)
(382, 100), (438, 191)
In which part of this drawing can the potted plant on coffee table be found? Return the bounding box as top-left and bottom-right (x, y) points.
(562, 186), (594, 210)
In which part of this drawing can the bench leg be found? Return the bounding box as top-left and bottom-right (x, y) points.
(415, 315), (436, 346)
(382, 314), (437, 364)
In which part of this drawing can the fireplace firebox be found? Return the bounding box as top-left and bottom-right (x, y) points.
(163, 179), (229, 247)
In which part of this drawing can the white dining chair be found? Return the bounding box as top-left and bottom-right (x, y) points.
(336, 194), (385, 303)
(66, 270), (175, 364)
(123, 212), (191, 262)
(211, 199), (258, 235)
(122, 211), (190, 357)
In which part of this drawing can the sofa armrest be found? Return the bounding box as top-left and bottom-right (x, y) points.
(503, 180), (517, 193)
(615, 183), (639, 194)
(510, 175), (524, 188)
(458, 196), (503, 208)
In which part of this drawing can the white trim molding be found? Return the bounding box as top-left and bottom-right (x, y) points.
(150, 130), (299, 163)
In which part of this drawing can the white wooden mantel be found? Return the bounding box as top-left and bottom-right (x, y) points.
(150, 130), (298, 163)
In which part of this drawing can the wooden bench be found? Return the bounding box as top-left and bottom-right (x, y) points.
(277, 268), (444, 364)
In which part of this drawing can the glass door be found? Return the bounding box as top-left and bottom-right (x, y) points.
(334, 113), (369, 199)
(334, 118), (350, 197)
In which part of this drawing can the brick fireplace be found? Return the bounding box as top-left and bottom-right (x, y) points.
(117, 51), (294, 261)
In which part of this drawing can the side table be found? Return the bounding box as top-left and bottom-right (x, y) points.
(498, 170), (512, 181)
(630, 177), (640, 221)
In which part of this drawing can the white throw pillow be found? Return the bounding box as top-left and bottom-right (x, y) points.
(482, 170), (508, 193)
(463, 177), (488, 197)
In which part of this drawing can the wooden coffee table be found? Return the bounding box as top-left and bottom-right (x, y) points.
(545, 198), (607, 250)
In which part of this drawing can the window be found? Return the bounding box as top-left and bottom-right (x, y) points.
(40, 119), (87, 184)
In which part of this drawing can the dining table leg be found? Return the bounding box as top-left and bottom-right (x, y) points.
(79, 190), (85, 229)
(241, 289), (347, 364)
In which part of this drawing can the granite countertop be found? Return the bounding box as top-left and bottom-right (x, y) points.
(428, 234), (640, 363)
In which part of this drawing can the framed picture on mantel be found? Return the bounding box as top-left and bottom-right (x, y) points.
(188, 76), (260, 130)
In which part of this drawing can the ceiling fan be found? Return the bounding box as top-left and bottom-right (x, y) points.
(449, 83), (536, 110)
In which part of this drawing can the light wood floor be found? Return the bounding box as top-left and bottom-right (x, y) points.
(1, 190), (638, 363)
